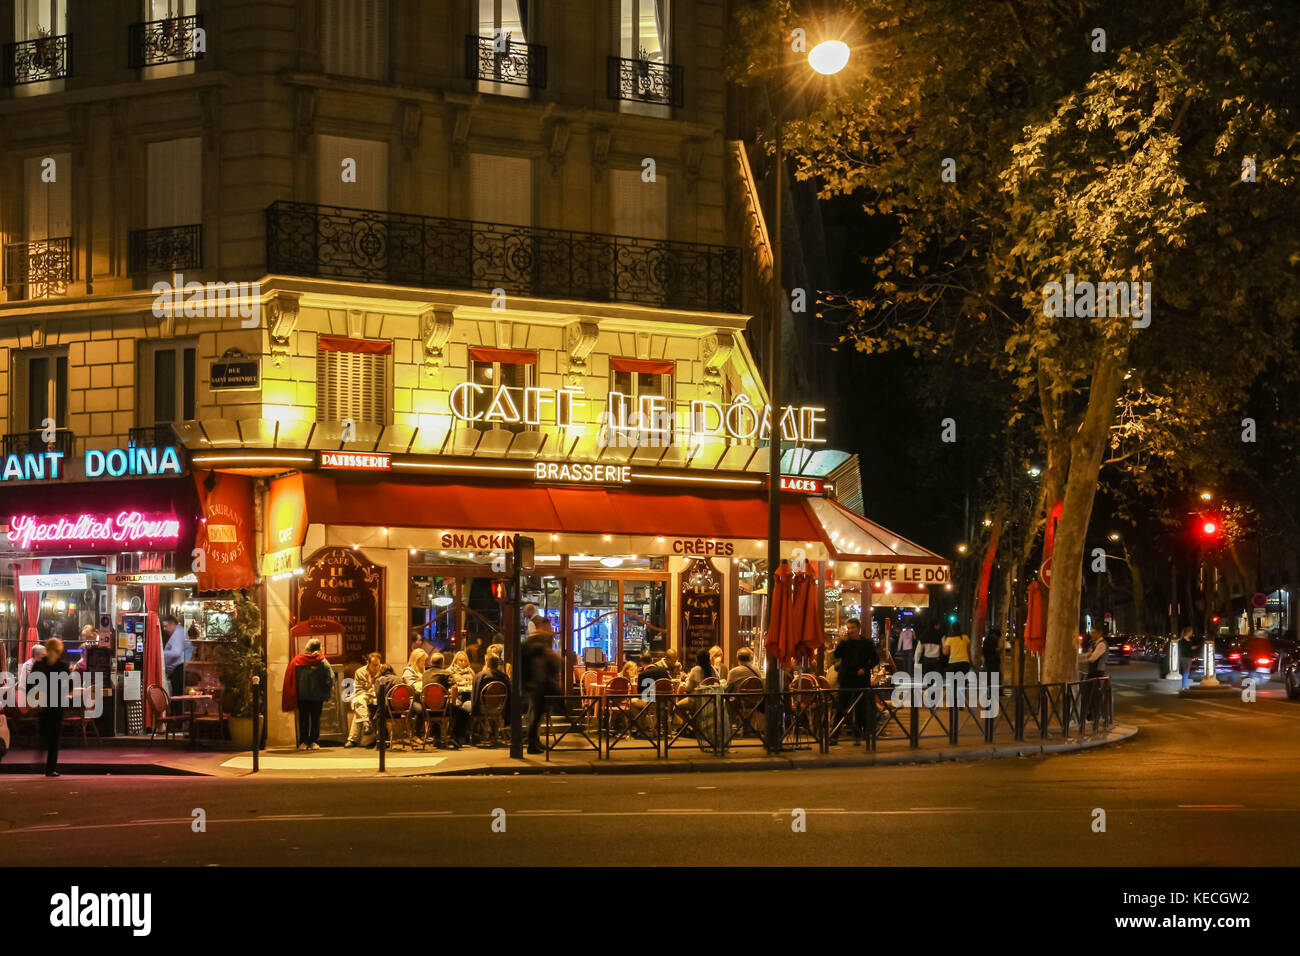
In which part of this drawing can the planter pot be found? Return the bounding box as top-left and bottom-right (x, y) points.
(228, 716), (255, 750)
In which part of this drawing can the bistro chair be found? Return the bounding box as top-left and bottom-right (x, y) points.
(580, 670), (601, 695)
(730, 676), (766, 737)
(472, 681), (509, 746)
(146, 684), (191, 744)
(62, 690), (100, 747)
(193, 687), (236, 743)
(631, 677), (676, 740)
(815, 675), (830, 690)
(422, 683), (453, 747)
(788, 674), (821, 739)
(385, 683), (415, 749)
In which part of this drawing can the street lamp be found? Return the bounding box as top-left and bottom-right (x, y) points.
(1027, 465), (1042, 478)
(765, 29), (850, 752)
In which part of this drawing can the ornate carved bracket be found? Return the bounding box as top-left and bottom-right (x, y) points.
(268, 292), (301, 366)
(682, 137), (704, 193)
(564, 319), (600, 385)
(294, 88), (315, 151)
(402, 101), (422, 152)
(591, 127), (611, 182)
(547, 118), (570, 175)
(421, 305), (455, 370)
(703, 331), (737, 386)
(450, 104), (471, 166)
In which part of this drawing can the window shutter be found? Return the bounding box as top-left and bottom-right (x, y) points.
(317, 134), (389, 211)
(148, 138), (201, 228)
(321, 0), (388, 80)
(316, 339), (389, 426)
(610, 169), (667, 239)
(24, 152), (71, 241)
(470, 153), (532, 226)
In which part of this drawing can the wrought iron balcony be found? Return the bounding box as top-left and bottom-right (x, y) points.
(3, 237), (72, 299)
(129, 15), (204, 69)
(265, 201), (741, 313)
(3, 33), (71, 85)
(607, 54), (683, 108)
(2, 428), (75, 462)
(465, 33), (546, 88)
(128, 424), (182, 449)
(129, 224), (203, 274)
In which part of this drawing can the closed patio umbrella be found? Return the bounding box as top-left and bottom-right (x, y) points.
(764, 561), (793, 661)
(791, 560), (824, 664)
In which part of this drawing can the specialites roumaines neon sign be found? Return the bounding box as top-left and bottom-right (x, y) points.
(6, 511), (182, 550)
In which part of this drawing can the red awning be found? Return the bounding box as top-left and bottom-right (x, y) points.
(468, 346), (537, 365)
(299, 474), (820, 541)
(318, 336), (392, 355)
(610, 357), (675, 375)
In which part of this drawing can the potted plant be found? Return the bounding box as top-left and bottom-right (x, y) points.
(33, 26), (55, 70)
(213, 593), (267, 750)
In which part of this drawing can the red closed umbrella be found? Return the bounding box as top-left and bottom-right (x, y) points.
(142, 553), (165, 729)
(791, 560), (824, 664)
(764, 561), (793, 661)
(1025, 580), (1046, 655)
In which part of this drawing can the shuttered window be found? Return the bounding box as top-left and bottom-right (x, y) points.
(147, 137), (202, 228)
(320, 0), (389, 81)
(610, 168), (667, 239)
(470, 153), (532, 226)
(24, 153), (71, 242)
(317, 134), (389, 211)
(316, 336), (390, 426)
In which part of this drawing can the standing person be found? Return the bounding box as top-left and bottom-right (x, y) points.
(917, 625), (944, 679)
(1177, 627), (1195, 689)
(942, 632), (972, 674)
(1080, 628), (1108, 721)
(281, 637), (334, 751)
(522, 619), (561, 754)
(161, 615), (187, 701)
(981, 629), (1003, 681)
(832, 619), (878, 742)
(522, 603), (547, 637)
(17, 644), (46, 710)
(29, 638), (72, 777)
(896, 620), (917, 677)
(345, 652), (383, 748)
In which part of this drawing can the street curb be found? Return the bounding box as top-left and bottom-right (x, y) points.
(0, 762), (209, 776)
(1178, 686), (1242, 699)
(415, 725), (1139, 776)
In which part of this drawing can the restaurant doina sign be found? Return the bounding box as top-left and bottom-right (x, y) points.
(0, 445), (183, 482)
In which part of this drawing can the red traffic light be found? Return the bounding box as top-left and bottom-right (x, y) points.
(491, 580), (505, 600)
(1211, 615), (1220, 624)
(1202, 521), (1217, 535)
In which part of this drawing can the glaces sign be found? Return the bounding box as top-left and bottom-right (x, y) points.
(0, 445), (183, 482)
(6, 512), (182, 550)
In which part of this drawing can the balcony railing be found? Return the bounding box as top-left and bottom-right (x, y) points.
(266, 201), (741, 313)
(607, 54), (683, 108)
(2, 428), (75, 462)
(4, 33), (70, 85)
(128, 424), (182, 449)
(129, 15), (204, 68)
(129, 224), (203, 274)
(3, 238), (72, 299)
(465, 34), (546, 88)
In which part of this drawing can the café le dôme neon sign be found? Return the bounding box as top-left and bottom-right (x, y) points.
(448, 384), (828, 444)
(0, 445), (183, 482)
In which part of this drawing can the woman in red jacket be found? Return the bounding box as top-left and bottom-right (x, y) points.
(282, 638), (334, 750)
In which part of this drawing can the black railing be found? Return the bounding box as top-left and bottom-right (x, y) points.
(3, 34), (70, 85)
(3, 238), (72, 299)
(2, 428), (75, 462)
(266, 200), (741, 313)
(607, 55), (683, 108)
(129, 224), (203, 274)
(128, 424), (182, 449)
(129, 15), (204, 68)
(540, 677), (1114, 759)
(465, 34), (546, 88)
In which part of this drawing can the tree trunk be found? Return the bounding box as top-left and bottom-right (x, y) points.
(1042, 350), (1129, 683)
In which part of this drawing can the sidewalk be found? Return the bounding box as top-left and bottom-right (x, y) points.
(0, 724), (1136, 777)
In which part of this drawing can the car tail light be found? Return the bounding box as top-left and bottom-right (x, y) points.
(1256, 657), (1272, 667)
(1122, 644), (1131, 652)
(1228, 652), (1241, 661)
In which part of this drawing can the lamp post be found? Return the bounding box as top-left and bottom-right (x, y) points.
(764, 32), (849, 754)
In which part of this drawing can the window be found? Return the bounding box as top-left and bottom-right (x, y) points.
(316, 336), (390, 426)
(320, 0), (389, 81)
(147, 138), (202, 228)
(10, 0), (68, 88)
(17, 350), (68, 431)
(142, 342), (197, 425)
(24, 153), (71, 244)
(619, 0), (669, 62)
(608, 357), (674, 446)
(146, 0), (195, 19)
(316, 134), (389, 211)
(467, 347), (536, 433)
(472, 0), (541, 93)
(14, 0), (65, 42)
(470, 153), (532, 226)
(609, 168), (667, 239)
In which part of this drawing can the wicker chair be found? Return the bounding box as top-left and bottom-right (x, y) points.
(146, 684), (191, 743)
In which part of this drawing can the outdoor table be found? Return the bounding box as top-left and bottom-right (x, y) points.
(171, 693), (213, 748)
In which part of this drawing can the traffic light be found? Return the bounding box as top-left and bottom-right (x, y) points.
(947, 613), (958, 625)
(491, 580), (506, 600)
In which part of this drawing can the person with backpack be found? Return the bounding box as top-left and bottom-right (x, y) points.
(281, 637), (335, 750)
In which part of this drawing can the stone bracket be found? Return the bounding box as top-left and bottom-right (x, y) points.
(421, 305), (455, 369)
(703, 331), (737, 385)
(268, 292), (301, 366)
(564, 319), (600, 385)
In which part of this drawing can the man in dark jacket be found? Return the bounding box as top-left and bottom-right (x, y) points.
(29, 638), (72, 777)
(833, 620), (878, 742)
(522, 623), (561, 754)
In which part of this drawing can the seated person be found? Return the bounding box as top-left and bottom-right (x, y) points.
(619, 660), (639, 684)
(725, 648), (764, 691)
(675, 650), (718, 720)
(662, 649), (682, 680)
(402, 649), (428, 736)
(448, 651), (475, 693)
(345, 652), (383, 748)
(464, 654), (511, 740)
(421, 651), (467, 747)
(627, 653), (671, 724)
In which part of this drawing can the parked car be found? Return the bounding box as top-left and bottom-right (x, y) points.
(1283, 642), (1300, 699)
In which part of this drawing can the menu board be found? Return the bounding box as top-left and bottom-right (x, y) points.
(680, 558), (723, 666)
(292, 547), (384, 667)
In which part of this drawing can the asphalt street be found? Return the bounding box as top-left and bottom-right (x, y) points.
(2, 662), (1297, 866)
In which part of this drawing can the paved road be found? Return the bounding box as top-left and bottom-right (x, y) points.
(2, 662), (1296, 866)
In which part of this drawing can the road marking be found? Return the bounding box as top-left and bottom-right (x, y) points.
(1177, 804), (1244, 809)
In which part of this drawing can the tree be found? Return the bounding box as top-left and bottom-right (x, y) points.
(782, 0), (1300, 680)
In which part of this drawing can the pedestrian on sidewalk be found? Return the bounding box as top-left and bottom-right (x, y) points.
(1081, 628), (1108, 722)
(917, 624), (944, 679)
(1177, 627), (1194, 689)
(942, 632), (972, 674)
(896, 621), (916, 676)
(833, 619), (877, 743)
(29, 638), (71, 777)
(981, 629), (1003, 681)
(523, 618), (561, 754)
(282, 637), (334, 751)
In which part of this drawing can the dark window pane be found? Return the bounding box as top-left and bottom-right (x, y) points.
(55, 356), (68, 428)
(182, 348), (196, 421)
(28, 357), (48, 431)
(154, 349), (177, 424)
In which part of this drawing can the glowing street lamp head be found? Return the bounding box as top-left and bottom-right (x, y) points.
(1108, 532), (1120, 541)
(808, 39), (850, 75)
